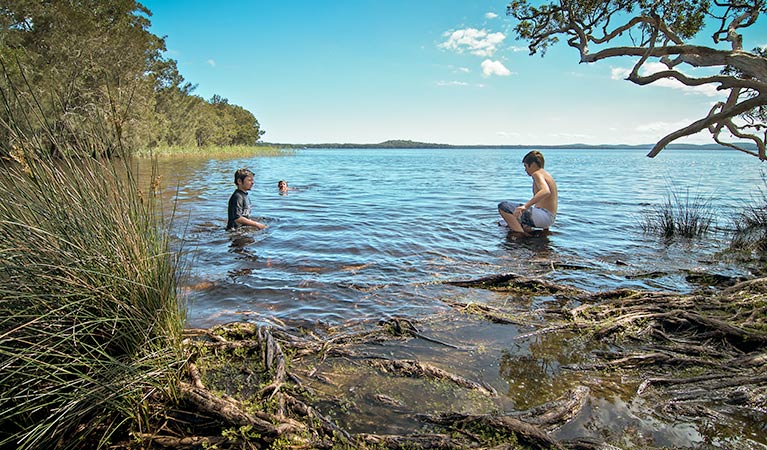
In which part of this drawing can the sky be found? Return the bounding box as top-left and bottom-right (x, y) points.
(140, 1), (767, 146)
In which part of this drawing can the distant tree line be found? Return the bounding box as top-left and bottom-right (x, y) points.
(0, 0), (264, 158)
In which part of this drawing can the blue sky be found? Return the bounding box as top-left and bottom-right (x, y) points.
(141, 1), (767, 146)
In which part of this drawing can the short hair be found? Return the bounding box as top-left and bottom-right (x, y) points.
(234, 168), (254, 185)
(522, 150), (544, 168)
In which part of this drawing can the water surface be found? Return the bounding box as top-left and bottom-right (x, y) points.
(141, 147), (762, 328)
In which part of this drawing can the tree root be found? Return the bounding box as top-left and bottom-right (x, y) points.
(419, 412), (564, 450)
(367, 358), (498, 397)
(446, 272), (583, 297)
(130, 275), (767, 449)
(442, 298), (527, 324)
(513, 385), (590, 431)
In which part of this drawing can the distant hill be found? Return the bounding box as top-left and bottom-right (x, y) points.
(264, 139), (758, 151)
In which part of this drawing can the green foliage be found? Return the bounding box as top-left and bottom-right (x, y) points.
(0, 1), (265, 158)
(0, 153), (187, 449)
(506, 0), (767, 158)
(641, 189), (716, 238)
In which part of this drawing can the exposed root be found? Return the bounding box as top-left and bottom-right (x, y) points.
(442, 298), (527, 324)
(514, 385), (590, 431)
(419, 412), (564, 450)
(128, 273), (767, 449)
(367, 358), (498, 397)
(446, 272), (583, 297)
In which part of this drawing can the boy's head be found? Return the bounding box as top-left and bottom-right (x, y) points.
(522, 150), (544, 169)
(234, 168), (254, 186)
(278, 180), (287, 191)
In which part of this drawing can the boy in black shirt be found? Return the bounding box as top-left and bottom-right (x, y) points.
(227, 168), (267, 231)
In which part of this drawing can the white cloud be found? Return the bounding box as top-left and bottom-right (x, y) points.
(481, 59), (511, 77)
(611, 62), (724, 97)
(440, 28), (506, 57)
(485, 12), (499, 19)
(611, 67), (630, 80)
(436, 80), (469, 87)
(496, 131), (521, 138)
(207, 59), (216, 67)
(636, 119), (694, 133)
(436, 80), (486, 88)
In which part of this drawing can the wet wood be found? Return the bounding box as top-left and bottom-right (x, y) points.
(367, 358), (498, 397)
(124, 274), (767, 449)
(516, 385), (590, 430)
(179, 381), (281, 436)
(445, 272), (583, 296)
(420, 412), (564, 450)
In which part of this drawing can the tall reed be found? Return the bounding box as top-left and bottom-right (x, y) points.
(133, 144), (292, 158)
(731, 171), (767, 254)
(0, 153), (187, 449)
(641, 189), (716, 238)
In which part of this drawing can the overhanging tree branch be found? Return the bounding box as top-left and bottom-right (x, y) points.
(507, 0), (767, 158)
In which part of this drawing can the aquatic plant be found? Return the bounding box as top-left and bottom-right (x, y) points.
(641, 189), (716, 238)
(0, 154), (187, 449)
(731, 171), (767, 257)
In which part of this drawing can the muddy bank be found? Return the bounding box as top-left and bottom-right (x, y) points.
(130, 274), (767, 449)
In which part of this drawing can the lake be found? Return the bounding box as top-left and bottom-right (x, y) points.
(142, 147), (762, 328)
(144, 147), (766, 447)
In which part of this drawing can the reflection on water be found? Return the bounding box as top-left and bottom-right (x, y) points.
(138, 148), (760, 328)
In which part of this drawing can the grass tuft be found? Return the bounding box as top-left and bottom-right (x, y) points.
(641, 189), (716, 239)
(731, 171), (767, 256)
(0, 154), (187, 449)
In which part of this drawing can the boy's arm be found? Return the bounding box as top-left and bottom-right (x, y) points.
(236, 216), (267, 230)
(521, 171), (551, 209)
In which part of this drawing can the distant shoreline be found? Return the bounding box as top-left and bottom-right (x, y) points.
(262, 139), (756, 151)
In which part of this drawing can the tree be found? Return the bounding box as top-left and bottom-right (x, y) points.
(506, 0), (767, 159)
(0, 1), (266, 157)
(0, 0), (167, 157)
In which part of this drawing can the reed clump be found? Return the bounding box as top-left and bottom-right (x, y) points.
(0, 154), (187, 449)
(641, 189), (716, 239)
(731, 172), (767, 252)
(133, 144), (293, 158)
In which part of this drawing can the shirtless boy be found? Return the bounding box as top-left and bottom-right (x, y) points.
(227, 168), (267, 231)
(498, 150), (558, 234)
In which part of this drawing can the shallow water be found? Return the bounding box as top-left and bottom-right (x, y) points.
(138, 147), (760, 327)
(143, 147), (765, 447)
